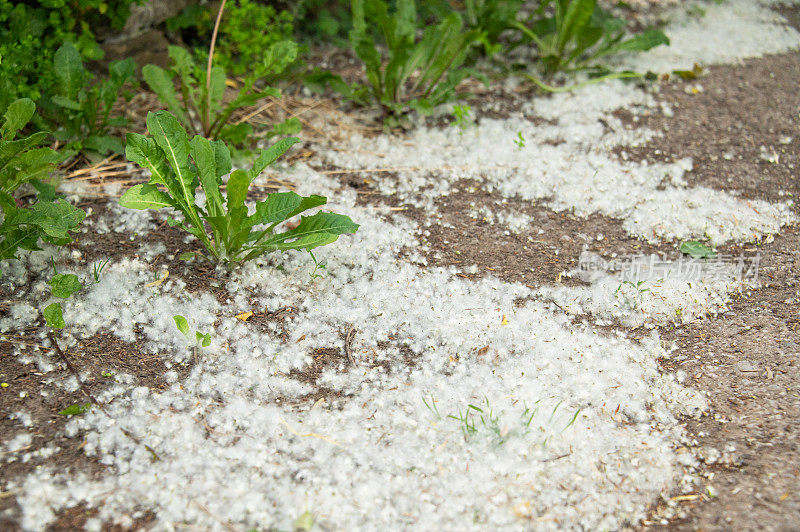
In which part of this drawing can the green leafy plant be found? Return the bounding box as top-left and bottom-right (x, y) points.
(44, 302), (66, 329)
(0, 0), (140, 112)
(44, 258), (109, 329)
(514, 0), (669, 91)
(461, 0), (525, 55)
(118, 110), (359, 266)
(452, 104), (473, 134)
(0, 99), (85, 265)
(48, 41), (136, 157)
(680, 240), (716, 259)
(173, 315), (212, 348)
(143, 43), (300, 150)
(344, 0), (483, 121)
(167, 0), (299, 81)
(58, 402), (91, 416)
(614, 279), (650, 311)
(514, 131), (526, 149)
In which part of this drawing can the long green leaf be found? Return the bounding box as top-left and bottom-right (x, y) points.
(259, 212), (359, 251)
(146, 111), (195, 210)
(252, 193), (327, 226)
(249, 137), (300, 180)
(1, 98), (35, 140)
(16, 199), (85, 239)
(119, 183), (175, 210)
(53, 42), (85, 98)
(557, 0), (595, 55)
(142, 64), (191, 129)
(190, 136), (224, 217)
(593, 29), (669, 59)
(125, 133), (170, 187)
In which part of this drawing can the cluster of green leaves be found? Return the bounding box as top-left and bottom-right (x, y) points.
(119, 111), (358, 266)
(515, 0), (669, 88)
(47, 42), (136, 157)
(0, 99), (85, 265)
(288, 0), (352, 46)
(342, 0), (483, 121)
(173, 315), (212, 348)
(167, 0), (300, 82)
(0, 0), (140, 112)
(143, 45), (301, 150)
(44, 258), (109, 328)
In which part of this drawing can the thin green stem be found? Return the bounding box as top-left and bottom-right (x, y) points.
(525, 71), (642, 93)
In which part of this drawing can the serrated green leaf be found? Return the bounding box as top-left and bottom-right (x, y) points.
(44, 302), (65, 329)
(226, 170), (250, 211)
(252, 193), (327, 226)
(207, 66), (226, 116)
(249, 137), (300, 181)
(190, 136), (224, 217)
(125, 133), (170, 187)
(50, 273), (83, 298)
(260, 212), (359, 252)
(680, 241), (716, 259)
(146, 111), (195, 209)
(16, 199), (85, 240)
(58, 402), (91, 416)
(270, 117), (302, 137)
(53, 42), (85, 98)
(1, 98), (35, 140)
(119, 183), (175, 210)
(173, 315), (189, 335)
(179, 252), (196, 261)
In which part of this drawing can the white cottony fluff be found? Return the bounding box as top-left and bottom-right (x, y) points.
(540, 252), (751, 327)
(620, 0), (800, 73)
(7, 1), (800, 529)
(323, 104), (793, 245)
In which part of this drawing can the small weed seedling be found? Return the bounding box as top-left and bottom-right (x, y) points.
(173, 315), (212, 349)
(514, 131), (526, 149)
(514, 0), (669, 91)
(49, 42), (136, 157)
(452, 105), (473, 134)
(308, 250), (327, 280)
(119, 111), (358, 266)
(437, 397), (581, 446)
(680, 240), (716, 259)
(614, 279), (650, 312)
(1, 99), (85, 270)
(43, 258), (110, 329)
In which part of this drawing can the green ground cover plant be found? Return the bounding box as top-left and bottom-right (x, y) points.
(48, 42), (136, 157)
(339, 0), (483, 123)
(119, 110), (358, 266)
(143, 42), (300, 151)
(0, 0), (140, 113)
(0, 99), (85, 267)
(167, 0), (300, 83)
(515, 0), (669, 90)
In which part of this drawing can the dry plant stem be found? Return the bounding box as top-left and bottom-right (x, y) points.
(206, 0), (228, 135)
(48, 330), (161, 461)
(344, 326), (358, 366)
